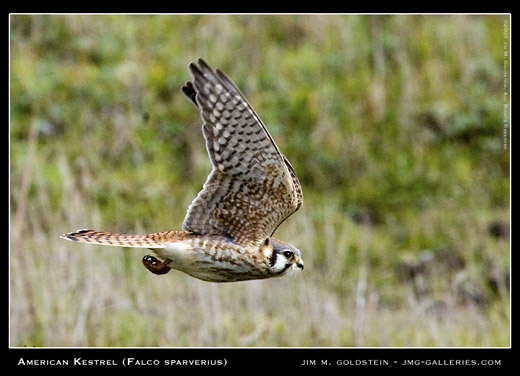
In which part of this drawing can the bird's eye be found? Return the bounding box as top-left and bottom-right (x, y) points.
(283, 251), (293, 258)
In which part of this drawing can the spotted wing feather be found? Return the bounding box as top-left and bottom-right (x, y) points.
(181, 58), (302, 248)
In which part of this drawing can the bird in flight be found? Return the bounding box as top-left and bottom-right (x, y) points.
(62, 58), (303, 282)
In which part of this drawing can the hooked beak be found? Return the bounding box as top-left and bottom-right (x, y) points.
(295, 257), (304, 270)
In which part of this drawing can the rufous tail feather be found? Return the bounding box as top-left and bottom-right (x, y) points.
(60, 229), (176, 248)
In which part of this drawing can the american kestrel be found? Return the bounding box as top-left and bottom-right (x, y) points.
(62, 58), (304, 283)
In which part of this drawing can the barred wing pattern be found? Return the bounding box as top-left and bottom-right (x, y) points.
(181, 59), (303, 248)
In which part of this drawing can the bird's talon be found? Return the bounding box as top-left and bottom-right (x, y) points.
(142, 255), (171, 275)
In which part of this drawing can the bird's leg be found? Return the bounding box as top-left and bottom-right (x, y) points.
(142, 255), (171, 275)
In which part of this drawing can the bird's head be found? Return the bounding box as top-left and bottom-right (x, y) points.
(265, 238), (304, 276)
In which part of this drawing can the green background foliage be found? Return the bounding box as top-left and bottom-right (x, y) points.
(10, 14), (509, 347)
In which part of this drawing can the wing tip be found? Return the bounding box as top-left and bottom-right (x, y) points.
(188, 60), (203, 78)
(196, 57), (210, 70)
(181, 81), (197, 105)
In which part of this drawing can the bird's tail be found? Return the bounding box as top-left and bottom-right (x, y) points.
(60, 229), (179, 248)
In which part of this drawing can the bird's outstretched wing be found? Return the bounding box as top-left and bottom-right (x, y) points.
(181, 58), (303, 248)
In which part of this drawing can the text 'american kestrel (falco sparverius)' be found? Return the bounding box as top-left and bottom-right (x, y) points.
(62, 58), (304, 282)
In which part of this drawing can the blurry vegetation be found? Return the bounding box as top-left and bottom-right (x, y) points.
(10, 15), (509, 347)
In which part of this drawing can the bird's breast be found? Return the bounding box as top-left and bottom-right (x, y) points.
(156, 237), (271, 282)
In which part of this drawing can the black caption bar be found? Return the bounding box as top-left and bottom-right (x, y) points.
(10, 348), (511, 370)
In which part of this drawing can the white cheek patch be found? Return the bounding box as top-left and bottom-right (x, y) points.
(272, 254), (291, 274)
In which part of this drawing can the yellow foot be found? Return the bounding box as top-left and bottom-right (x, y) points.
(142, 255), (171, 275)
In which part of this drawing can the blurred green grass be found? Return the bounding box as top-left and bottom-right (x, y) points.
(10, 14), (509, 347)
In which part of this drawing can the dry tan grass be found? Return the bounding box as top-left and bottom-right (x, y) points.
(9, 148), (509, 346)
